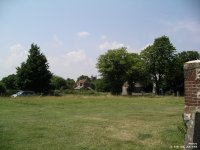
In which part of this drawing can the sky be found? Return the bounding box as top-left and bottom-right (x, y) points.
(0, 0), (200, 80)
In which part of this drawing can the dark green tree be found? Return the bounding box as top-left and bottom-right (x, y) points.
(126, 53), (149, 94)
(170, 51), (200, 95)
(141, 36), (176, 94)
(16, 44), (52, 93)
(93, 78), (110, 92)
(66, 78), (75, 89)
(96, 47), (130, 95)
(0, 82), (6, 95)
(50, 75), (66, 90)
(1, 74), (17, 90)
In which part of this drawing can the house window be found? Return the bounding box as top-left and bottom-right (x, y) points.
(80, 83), (83, 86)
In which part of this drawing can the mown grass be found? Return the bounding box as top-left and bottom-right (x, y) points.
(0, 95), (184, 150)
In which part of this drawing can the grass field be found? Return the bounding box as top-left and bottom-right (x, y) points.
(0, 95), (185, 150)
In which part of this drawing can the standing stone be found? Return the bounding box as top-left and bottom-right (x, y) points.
(122, 82), (129, 96)
(152, 82), (156, 94)
(184, 60), (200, 150)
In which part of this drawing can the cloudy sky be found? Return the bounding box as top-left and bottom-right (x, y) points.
(0, 0), (200, 80)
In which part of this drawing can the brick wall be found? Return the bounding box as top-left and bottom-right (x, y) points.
(184, 60), (200, 149)
(184, 60), (200, 113)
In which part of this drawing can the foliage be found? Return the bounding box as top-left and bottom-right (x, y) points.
(93, 78), (110, 92)
(16, 44), (52, 93)
(141, 35), (176, 94)
(52, 90), (63, 96)
(50, 75), (67, 90)
(96, 47), (131, 94)
(0, 37), (199, 96)
(65, 89), (98, 95)
(77, 75), (91, 82)
(126, 53), (150, 94)
(96, 35), (199, 95)
(170, 51), (200, 95)
(97, 47), (153, 95)
(0, 82), (6, 95)
(65, 78), (75, 89)
(177, 51), (200, 62)
(1, 74), (17, 90)
(50, 76), (75, 90)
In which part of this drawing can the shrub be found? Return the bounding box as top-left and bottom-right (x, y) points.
(5, 89), (18, 96)
(0, 82), (6, 96)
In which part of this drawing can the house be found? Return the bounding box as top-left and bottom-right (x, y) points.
(74, 78), (91, 90)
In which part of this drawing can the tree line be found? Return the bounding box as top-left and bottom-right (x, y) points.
(96, 35), (200, 95)
(0, 36), (199, 96)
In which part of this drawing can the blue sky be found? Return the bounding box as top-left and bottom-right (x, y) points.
(0, 0), (200, 80)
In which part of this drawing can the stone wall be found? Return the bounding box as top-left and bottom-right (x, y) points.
(184, 60), (200, 150)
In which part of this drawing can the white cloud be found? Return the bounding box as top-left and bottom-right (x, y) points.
(0, 44), (27, 78)
(98, 41), (125, 51)
(77, 31), (90, 37)
(48, 49), (97, 80)
(100, 35), (107, 40)
(6, 44), (27, 67)
(98, 41), (145, 53)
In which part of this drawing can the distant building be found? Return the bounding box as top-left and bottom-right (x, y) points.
(74, 78), (91, 90)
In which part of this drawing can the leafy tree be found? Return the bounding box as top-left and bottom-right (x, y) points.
(141, 36), (176, 94)
(50, 75), (66, 90)
(126, 53), (149, 94)
(16, 44), (52, 93)
(171, 51), (200, 95)
(93, 78), (110, 92)
(96, 47), (131, 95)
(177, 51), (200, 62)
(1, 74), (17, 90)
(66, 78), (75, 89)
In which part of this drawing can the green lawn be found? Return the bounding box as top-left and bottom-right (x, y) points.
(0, 95), (185, 150)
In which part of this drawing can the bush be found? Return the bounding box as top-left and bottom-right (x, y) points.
(50, 90), (62, 96)
(0, 82), (6, 96)
(48, 89), (103, 96)
(65, 89), (98, 95)
(5, 89), (18, 96)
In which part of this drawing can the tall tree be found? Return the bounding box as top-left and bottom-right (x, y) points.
(96, 47), (130, 95)
(141, 36), (176, 94)
(16, 44), (52, 93)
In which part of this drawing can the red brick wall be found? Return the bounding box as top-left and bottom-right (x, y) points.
(184, 61), (200, 113)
